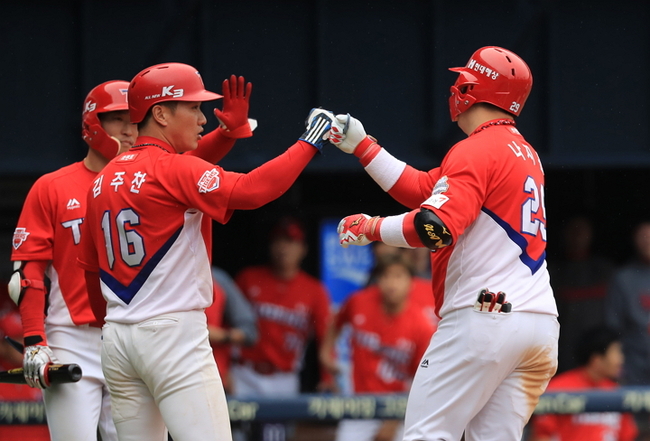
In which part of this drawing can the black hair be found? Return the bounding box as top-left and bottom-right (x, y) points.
(137, 101), (179, 131)
(369, 253), (415, 281)
(575, 326), (620, 366)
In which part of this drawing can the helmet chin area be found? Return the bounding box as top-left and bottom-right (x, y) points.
(448, 84), (476, 122)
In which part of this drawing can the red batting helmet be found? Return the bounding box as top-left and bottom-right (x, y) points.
(128, 63), (222, 124)
(448, 46), (533, 122)
(82, 80), (130, 159)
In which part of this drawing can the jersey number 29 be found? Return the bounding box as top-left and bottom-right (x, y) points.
(521, 176), (547, 241)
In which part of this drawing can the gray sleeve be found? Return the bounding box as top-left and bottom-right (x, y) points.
(211, 266), (259, 345)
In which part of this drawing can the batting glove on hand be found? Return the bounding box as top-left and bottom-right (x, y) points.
(300, 108), (334, 151)
(214, 75), (254, 139)
(329, 114), (367, 154)
(82, 123), (121, 159)
(337, 214), (382, 248)
(23, 345), (58, 389)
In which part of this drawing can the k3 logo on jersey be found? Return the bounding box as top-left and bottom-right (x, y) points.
(144, 85), (184, 100)
(12, 227), (30, 250)
(422, 176), (450, 209)
(197, 169), (220, 193)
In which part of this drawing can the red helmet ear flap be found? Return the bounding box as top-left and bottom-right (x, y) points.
(448, 69), (479, 121)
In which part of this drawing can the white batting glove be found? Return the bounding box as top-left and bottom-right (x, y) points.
(23, 345), (58, 389)
(329, 114), (368, 154)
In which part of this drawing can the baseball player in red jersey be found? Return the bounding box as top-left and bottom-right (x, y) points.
(329, 46), (559, 441)
(232, 217), (332, 396)
(320, 254), (435, 441)
(530, 326), (637, 441)
(8, 71), (255, 441)
(76, 63), (335, 441)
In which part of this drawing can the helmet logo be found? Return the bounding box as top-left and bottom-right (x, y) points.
(144, 85), (184, 101)
(84, 101), (97, 114)
(161, 85), (184, 98)
(467, 59), (499, 80)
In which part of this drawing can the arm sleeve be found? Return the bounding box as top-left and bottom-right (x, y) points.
(18, 260), (49, 345)
(214, 267), (259, 345)
(187, 128), (236, 164)
(386, 165), (442, 209)
(227, 141), (317, 210)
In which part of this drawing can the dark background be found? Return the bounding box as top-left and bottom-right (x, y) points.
(2, 0), (650, 279)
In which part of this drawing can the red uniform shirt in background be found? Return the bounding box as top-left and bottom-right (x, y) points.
(11, 162), (99, 327)
(205, 282), (228, 380)
(235, 266), (331, 373)
(532, 368), (638, 441)
(334, 286), (435, 393)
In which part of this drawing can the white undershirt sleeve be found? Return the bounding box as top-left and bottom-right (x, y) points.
(379, 213), (414, 249)
(364, 149), (407, 192)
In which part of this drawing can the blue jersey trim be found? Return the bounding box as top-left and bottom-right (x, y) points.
(481, 207), (545, 275)
(100, 226), (184, 305)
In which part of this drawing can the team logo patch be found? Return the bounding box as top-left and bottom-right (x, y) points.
(197, 169), (220, 193)
(423, 176), (450, 209)
(12, 228), (30, 250)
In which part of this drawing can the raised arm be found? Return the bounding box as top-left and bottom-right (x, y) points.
(330, 114), (440, 209)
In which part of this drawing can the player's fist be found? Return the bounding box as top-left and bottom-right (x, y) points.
(337, 213), (382, 248)
(299, 108), (334, 151)
(330, 114), (367, 154)
(23, 345), (58, 389)
(214, 75), (254, 139)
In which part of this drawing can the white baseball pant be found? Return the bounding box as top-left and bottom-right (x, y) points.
(44, 324), (116, 441)
(335, 419), (403, 441)
(403, 307), (559, 441)
(101, 310), (231, 441)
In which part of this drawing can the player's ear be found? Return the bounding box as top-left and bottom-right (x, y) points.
(151, 104), (169, 127)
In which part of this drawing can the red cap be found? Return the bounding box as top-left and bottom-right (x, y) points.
(270, 217), (305, 242)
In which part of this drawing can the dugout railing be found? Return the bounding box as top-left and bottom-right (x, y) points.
(3, 388), (650, 426)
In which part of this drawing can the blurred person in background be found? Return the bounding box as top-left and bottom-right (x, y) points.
(233, 216), (333, 441)
(529, 326), (637, 441)
(549, 215), (615, 373)
(320, 253), (435, 441)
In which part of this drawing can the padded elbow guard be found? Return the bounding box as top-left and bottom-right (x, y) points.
(413, 208), (453, 250)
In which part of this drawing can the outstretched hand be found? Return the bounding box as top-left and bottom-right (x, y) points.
(214, 75), (254, 138)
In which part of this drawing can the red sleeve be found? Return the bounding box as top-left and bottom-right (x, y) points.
(18, 260), (48, 345)
(77, 189), (100, 272)
(620, 413), (639, 441)
(84, 270), (106, 326)
(530, 414), (558, 438)
(387, 165), (442, 209)
(11, 176), (55, 261)
(187, 128), (235, 164)
(424, 143), (489, 240)
(227, 141), (317, 210)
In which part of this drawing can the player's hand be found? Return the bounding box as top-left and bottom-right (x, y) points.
(23, 345), (58, 389)
(214, 75), (254, 139)
(330, 114), (368, 154)
(299, 108), (334, 151)
(82, 123), (121, 159)
(337, 213), (382, 248)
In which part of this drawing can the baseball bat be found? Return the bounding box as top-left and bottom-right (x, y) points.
(0, 363), (83, 385)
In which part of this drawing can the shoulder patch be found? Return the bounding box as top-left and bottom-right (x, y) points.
(12, 228), (30, 250)
(197, 169), (220, 193)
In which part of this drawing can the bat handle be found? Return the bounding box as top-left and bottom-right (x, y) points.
(46, 364), (83, 384)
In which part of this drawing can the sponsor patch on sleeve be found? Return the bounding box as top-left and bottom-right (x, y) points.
(12, 227), (30, 250)
(422, 175), (450, 209)
(197, 169), (220, 193)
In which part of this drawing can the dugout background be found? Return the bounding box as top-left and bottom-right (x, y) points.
(1, 0), (650, 279)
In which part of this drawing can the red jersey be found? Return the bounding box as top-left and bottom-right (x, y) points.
(335, 285), (435, 393)
(411, 122), (556, 317)
(235, 266), (331, 372)
(11, 161), (98, 326)
(532, 368), (638, 441)
(78, 140), (239, 323)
